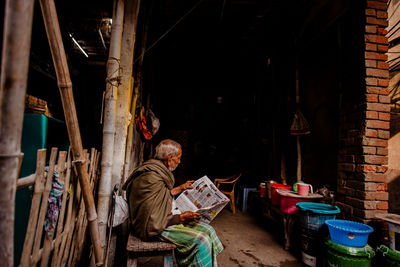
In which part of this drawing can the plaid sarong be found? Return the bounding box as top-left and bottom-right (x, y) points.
(158, 222), (223, 267)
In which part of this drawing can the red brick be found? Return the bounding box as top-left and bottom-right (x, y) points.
(366, 16), (388, 27)
(362, 155), (388, 165)
(366, 120), (390, 129)
(376, 183), (387, 191)
(366, 68), (389, 78)
(378, 130), (390, 139)
(377, 27), (388, 35)
(379, 95), (390, 103)
(365, 34), (389, 44)
(362, 137), (388, 147)
(366, 25), (377, 33)
(339, 155), (355, 163)
(366, 86), (389, 95)
(377, 147), (388, 155)
(366, 9), (377, 16)
(376, 165), (388, 173)
(377, 11), (388, 19)
(378, 79), (389, 87)
(366, 43), (377, 51)
(346, 197), (376, 209)
(366, 94), (379, 102)
(378, 112), (390, 121)
(338, 163), (356, 172)
(356, 191), (375, 200)
(377, 45), (388, 53)
(354, 208), (385, 219)
(366, 77), (378, 85)
(366, 129), (378, 137)
(366, 111), (379, 119)
(357, 165), (377, 173)
(356, 191), (388, 200)
(366, 102), (390, 112)
(377, 201), (388, 209)
(365, 60), (377, 68)
(363, 146), (377, 154)
(365, 51), (388, 60)
(375, 191), (389, 200)
(362, 173), (387, 182)
(367, 1), (388, 10)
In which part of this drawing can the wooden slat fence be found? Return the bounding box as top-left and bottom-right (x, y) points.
(18, 147), (101, 267)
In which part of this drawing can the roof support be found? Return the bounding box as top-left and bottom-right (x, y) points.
(97, 0), (124, 262)
(0, 0), (35, 264)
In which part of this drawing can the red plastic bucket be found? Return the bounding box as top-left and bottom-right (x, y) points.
(271, 183), (292, 206)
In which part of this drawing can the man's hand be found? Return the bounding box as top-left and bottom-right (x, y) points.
(171, 180), (195, 196)
(179, 211), (200, 223)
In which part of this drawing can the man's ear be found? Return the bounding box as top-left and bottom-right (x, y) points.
(166, 156), (173, 168)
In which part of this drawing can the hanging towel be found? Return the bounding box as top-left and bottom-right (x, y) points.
(44, 168), (64, 237)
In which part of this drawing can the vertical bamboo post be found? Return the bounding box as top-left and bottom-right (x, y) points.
(38, 0), (103, 265)
(123, 4), (150, 180)
(0, 0), (35, 263)
(112, 0), (140, 189)
(97, 0), (125, 256)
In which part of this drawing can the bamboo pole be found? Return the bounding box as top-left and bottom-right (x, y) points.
(123, 4), (150, 180)
(20, 150), (46, 267)
(0, 0), (35, 263)
(112, 0), (140, 189)
(97, 0), (125, 257)
(38, 0), (103, 264)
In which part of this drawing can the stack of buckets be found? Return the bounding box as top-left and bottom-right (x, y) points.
(296, 202), (341, 267)
(376, 213), (400, 266)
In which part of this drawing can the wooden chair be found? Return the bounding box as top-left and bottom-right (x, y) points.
(214, 173), (242, 214)
(126, 233), (176, 267)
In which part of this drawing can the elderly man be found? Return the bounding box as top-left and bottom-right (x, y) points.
(123, 139), (223, 267)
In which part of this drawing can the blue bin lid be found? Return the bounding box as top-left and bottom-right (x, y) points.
(296, 202), (341, 215)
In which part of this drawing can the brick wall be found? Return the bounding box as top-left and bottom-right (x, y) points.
(336, 0), (389, 222)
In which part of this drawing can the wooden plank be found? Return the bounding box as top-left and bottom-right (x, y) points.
(17, 174), (36, 189)
(60, 179), (80, 266)
(40, 151), (67, 267)
(31, 147), (58, 266)
(20, 149), (47, 267)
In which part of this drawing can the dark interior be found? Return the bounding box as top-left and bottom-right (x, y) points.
(4, 0), (365, 189)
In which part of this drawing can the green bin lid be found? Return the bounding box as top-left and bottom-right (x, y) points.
(377, 245), (400, 262)
(325, 240), (375, 258)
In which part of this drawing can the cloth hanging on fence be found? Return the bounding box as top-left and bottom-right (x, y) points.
(44, 168), (64, 237)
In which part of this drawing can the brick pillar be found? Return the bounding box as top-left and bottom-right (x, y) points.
(336, 0), (389, 222)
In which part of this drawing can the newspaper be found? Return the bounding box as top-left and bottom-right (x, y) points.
(173, 176), (230, 224)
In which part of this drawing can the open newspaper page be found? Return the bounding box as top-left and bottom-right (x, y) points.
(174, 176), (229, 224)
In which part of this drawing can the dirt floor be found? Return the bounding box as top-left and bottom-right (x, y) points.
(136, 208), (302, 266)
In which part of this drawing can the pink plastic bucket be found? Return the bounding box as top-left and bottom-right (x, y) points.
(280, 196), (313, 214)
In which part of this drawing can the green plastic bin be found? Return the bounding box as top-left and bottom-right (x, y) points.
(325, 240), (375, 267)
(377, 245), (400, 266)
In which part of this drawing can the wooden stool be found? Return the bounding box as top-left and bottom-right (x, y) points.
(126, 233), (176, 267)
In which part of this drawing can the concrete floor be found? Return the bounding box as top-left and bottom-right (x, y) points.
(137, 209), (302, 266)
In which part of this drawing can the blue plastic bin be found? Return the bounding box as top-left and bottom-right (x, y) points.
(296, 202), (341, 231)
(325, 219), (374, 247)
